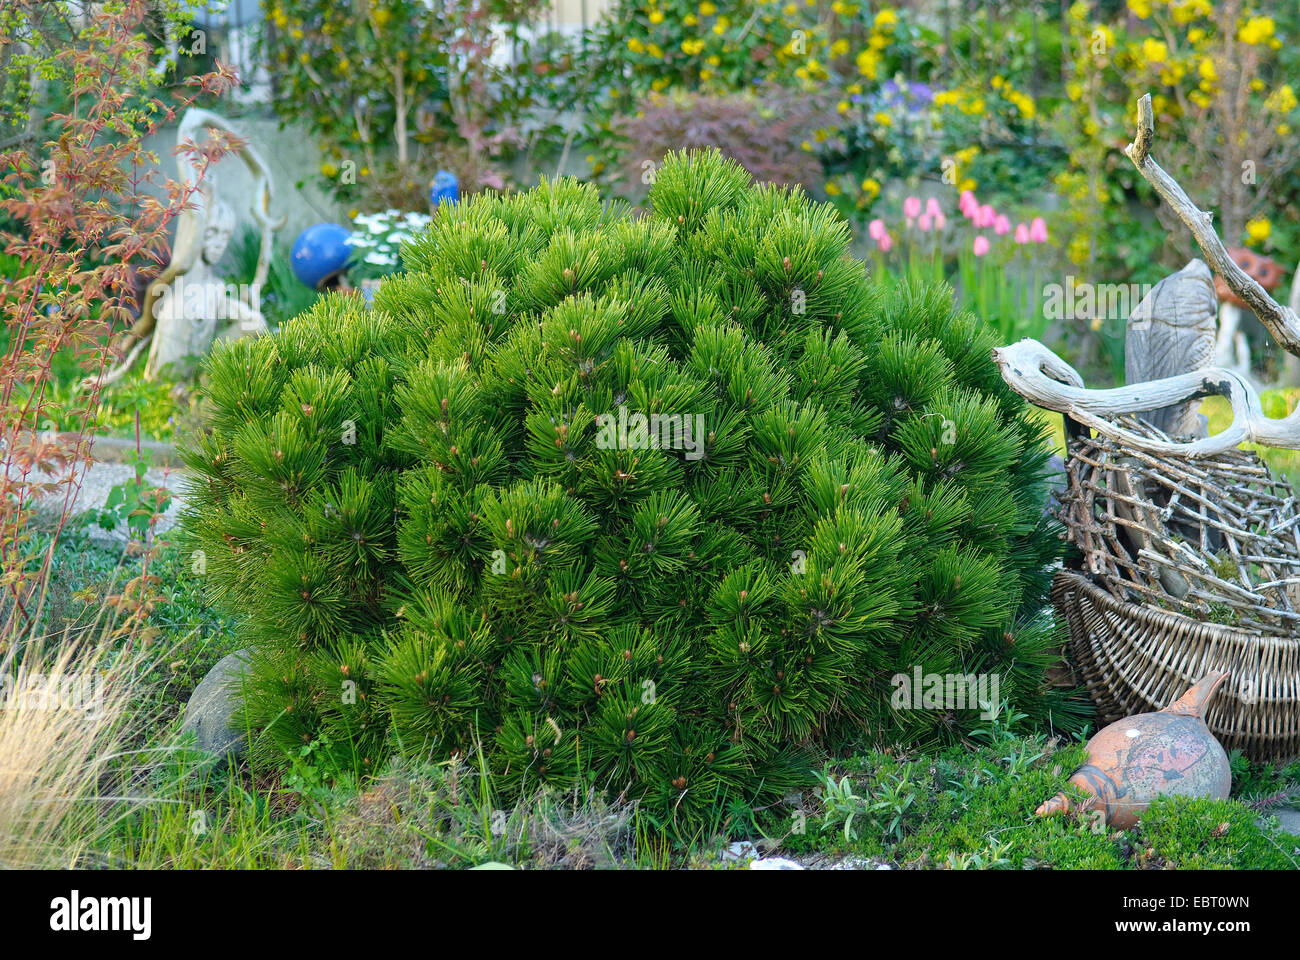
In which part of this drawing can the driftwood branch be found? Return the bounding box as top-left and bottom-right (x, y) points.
(992, 339), (1271, 456)
(994, 94), (1300, 456)
(1124, 94), (1300, 352)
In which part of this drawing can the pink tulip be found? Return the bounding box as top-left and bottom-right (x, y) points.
(934, 212), (946, 231)
(904, 196), (922, 220)
(1014, 223), (1030, 244)
(994, 214), (1011, 235)
(877, 232), (893, 252)
(868, 218), (886, 241)
(973, 235), (990, 257)
(918, 214), (932, 232)
(1029, 217), (1048, 243)
(959, 190), (977, 214)
(978, 204), (996, 229)
(926, 196), (943, 218)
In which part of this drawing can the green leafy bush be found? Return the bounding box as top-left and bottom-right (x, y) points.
(183, 150), (1076, 833)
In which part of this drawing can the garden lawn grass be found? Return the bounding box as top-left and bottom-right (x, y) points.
(95, 726), (1300, 869)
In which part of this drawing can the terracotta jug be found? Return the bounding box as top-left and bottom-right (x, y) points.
(1036, 672), (1231, 829)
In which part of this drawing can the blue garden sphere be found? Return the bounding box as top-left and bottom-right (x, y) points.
(429, 169), (459, 208)
(291, 223), (352, 289)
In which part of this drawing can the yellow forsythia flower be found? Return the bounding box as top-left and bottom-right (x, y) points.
(860, 178), (881, 198)
(825, 181), (841, 195)
(1141, 38), (1167, 62)
(1246, 218), (1271, 243)
(627, 37), (645, 53)
(1239, 16), (1276, 45)
(699, 0), (716, 14)
(1127, 0), (1151, 18)
(649, 10), (664, 23)
(1266, 84), (1298, 114)
(874, 111), (892, 127)
(874, 8), (898, 29)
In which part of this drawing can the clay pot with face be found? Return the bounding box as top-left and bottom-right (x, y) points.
(1215, 247), (1284, 307)
(1035, 672), (1231, 830)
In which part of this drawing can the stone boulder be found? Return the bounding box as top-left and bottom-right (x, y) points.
(181, 649), (252, 757)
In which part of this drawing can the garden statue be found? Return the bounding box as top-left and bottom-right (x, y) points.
(1124, 257), (1217, 439)
(1035, 673), (1230, 829)
(100, 108), (283, 385)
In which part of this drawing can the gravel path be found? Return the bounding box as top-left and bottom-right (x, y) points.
(16, 458), (191, 542)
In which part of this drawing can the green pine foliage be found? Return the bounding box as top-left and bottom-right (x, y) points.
(182, 150), (1083, 833)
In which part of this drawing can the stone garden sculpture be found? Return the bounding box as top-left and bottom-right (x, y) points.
(1122, 257), (1218, 439)
(101, 108), (284, 385)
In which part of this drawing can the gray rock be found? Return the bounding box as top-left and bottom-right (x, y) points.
(1271, 805), (1300, 837)
(181, 649), (252, 757)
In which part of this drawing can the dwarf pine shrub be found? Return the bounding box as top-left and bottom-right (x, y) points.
(183, 150), (1078, 831)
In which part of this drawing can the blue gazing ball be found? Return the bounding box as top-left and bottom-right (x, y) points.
(430, 169), (459, 208)
(291, 223), (352, 289)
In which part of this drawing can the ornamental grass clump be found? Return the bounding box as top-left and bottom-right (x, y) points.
(183, 150), (1078, 831)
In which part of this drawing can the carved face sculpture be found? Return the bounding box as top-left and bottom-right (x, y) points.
(202, 198), (236, 266)
(1215, 247), (1284, 307)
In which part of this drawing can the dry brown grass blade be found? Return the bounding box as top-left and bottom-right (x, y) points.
(0, 614), (165, 869)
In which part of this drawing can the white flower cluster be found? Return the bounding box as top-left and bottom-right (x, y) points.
(348, 209), (433, 268)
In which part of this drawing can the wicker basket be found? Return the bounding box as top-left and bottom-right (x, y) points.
(1051, 419), (1300, 761)
(1053, 566), (1300, 761)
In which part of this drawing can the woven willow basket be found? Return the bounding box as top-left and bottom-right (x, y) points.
(1053, 570), (1300, 761)
(1053, 418), (1300, 761)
